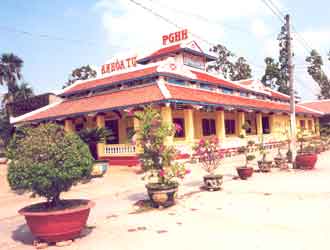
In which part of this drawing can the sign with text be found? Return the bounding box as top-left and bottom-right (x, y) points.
(101, 56), (137, 75)
(162, 29), (188, 46)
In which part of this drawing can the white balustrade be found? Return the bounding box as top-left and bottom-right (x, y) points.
(104, 144), (136, 156)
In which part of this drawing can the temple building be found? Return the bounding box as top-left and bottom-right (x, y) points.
(11, 29), (322, 165)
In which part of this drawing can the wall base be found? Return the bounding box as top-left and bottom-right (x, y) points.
(99, 156), (139, 167)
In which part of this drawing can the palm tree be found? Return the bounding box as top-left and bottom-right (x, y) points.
(0, 53), (23, 93)
(2, 82), (34, 106)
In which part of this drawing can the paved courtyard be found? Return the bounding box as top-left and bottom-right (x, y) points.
(1, 151), (330, 250)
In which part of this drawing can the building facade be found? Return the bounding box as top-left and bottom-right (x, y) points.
(12, 30), (322, 165)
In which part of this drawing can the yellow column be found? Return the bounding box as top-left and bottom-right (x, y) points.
(315, 117), (320, 136)
(118, 118), (127, 144)
(96, 114), (105, 158)
(215, 110), (225, 139)
(133, 116), (143, 153)
(64, 119), (75, 133)
(184, 109), (195, 143)
(256, 113), (263, 135)
(237, 111), (246, 137)
(161, 105), (174, 145)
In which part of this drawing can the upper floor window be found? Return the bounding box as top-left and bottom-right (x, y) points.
(221, 87), (234, 94)
(200, 83), (214, 90)
(240, 92), (248, 97)
(167, 78), (186, 86)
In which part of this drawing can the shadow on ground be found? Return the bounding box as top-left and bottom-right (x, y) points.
(11, 224), (35, 246)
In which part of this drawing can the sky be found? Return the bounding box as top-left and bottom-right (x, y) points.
(1, 0), (330, 100)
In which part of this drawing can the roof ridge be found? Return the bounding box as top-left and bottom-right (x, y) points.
(157, 80), (171, 99)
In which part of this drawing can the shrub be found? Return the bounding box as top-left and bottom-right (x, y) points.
(6, 123), (93, 207)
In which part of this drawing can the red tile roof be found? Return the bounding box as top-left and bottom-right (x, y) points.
(19, 84), (164, 123)
(61, 66), (158, 95)
(300, 100), (330, 114)
(165, 84), (318, 115)
(191, 70), (242, 90)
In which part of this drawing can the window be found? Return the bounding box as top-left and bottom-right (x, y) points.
(262, 117), (270, 134)
(225, 119), (236, 135)
(245, 120), (252, 134)
(173, 118), (185, 138)
(167, 78), (185, 86)
(105, 120), (119, 144)
(200, 83), (214, 90)
(202, 119), (216, 136)
(221, 88), (234, 94)
(308, 120), (313, 130)
(300, 120), (306, 130)
(240, 92), (248, 97)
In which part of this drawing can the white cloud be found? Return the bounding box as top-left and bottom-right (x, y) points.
(251, 19), (271, 38)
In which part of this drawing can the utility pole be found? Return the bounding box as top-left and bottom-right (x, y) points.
(286, 14), (296, 163)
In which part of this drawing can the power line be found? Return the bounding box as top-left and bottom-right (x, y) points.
(128, 0), (265, 70)
(0, 25), (124, 50)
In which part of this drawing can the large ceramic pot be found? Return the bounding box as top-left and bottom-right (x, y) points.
(146, 183), (178, 208)
(257, 161), (272, 172)
(203, 174), (223, 191)
(295, 153), (317, 170)
(236, 166), (253, 180)
(19, 199), (94, 243)
(91, 160), (108, 177)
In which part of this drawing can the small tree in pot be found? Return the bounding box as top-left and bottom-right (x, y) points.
(257, 137), (272, 172)
(236, 140), (256, 180)
(6, 123), (94, 243)
(295, 131), (318, 170)
(134, 106), (189, 208)
(193, 136), (223, 191)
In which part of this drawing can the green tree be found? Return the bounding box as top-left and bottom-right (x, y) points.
(63, 65), (97, 88)
(261, 57), (281, 89)
(306, 49), (330, 99)
(7, 123), (93, 207)
(207, 44), (252, 81)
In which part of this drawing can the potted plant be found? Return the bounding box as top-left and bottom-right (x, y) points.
(274, 145), (287, 169)
(6, 123), (94, 243)
(78, 127), (112, 177)
(134, 106), (189, 208)
(257, 139), (272, 172)
(193, 136), (223, 191)
(236, 140), (256, 180)
(295, 132), (318, 170)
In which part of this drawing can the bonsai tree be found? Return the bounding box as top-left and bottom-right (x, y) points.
(6, 123), (93, 208)
(134, 106), (188, 187)
(257, 136), (272, 172)
(77, 127), (113, 159)
(193, 136), (223, 175)
(193, 136), (223, 191)
(238, 140), (256, 167)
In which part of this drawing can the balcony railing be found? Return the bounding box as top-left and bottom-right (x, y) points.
(104, 144), (136, 156)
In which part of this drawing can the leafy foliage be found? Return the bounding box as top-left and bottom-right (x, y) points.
(0, 53), (23, 92)
(6, 123), (93, 207)
(134, 106), (188, 185)
(305, 50), (330, 99)
(193, 136), (223, 175)
(207, 44), (252, 81)
(238, 140), (256, 167)
(63, 65), (97, 88)
(77, 127), (113, 159)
